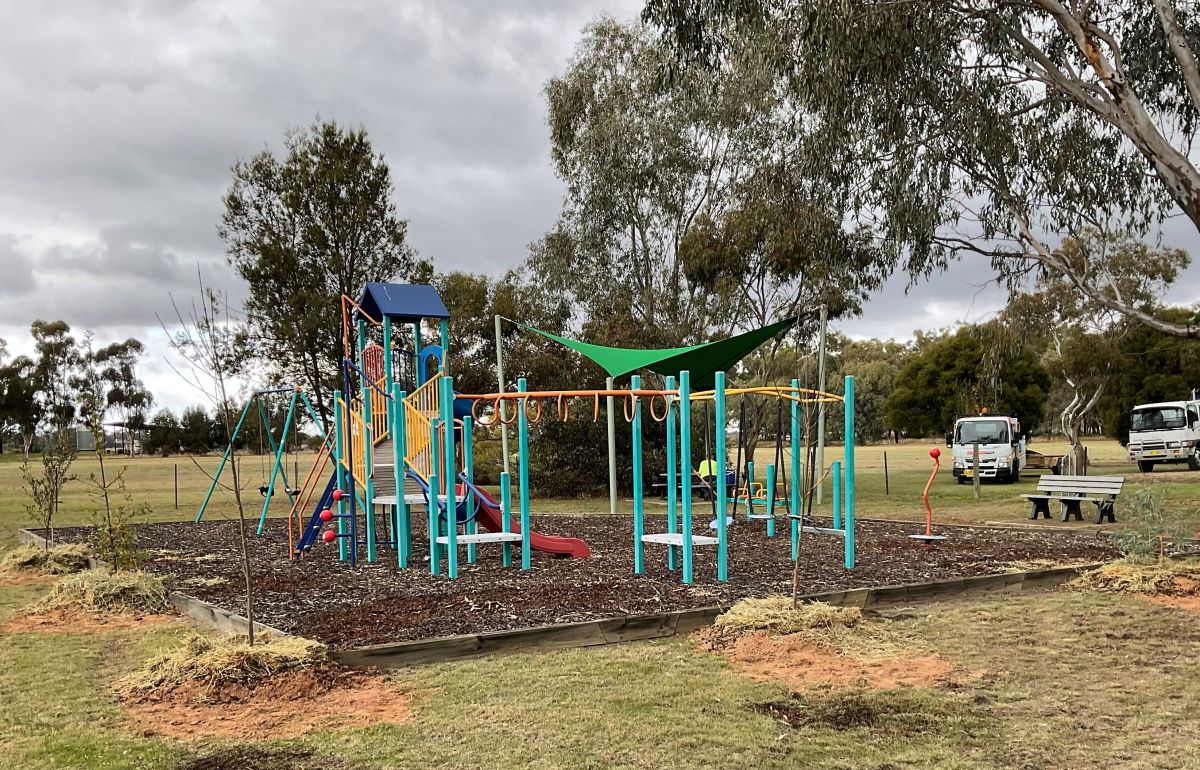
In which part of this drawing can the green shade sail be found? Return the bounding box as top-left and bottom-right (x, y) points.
(525, 316), (798, 390)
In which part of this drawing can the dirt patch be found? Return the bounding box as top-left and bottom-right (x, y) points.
(125, 667), (412, 740)
(1141, 593), (1200, 612)
(177, 746), (363, 770)
(755, 688), (976, 734)
(3, 608), (176, 634)
(0, 572), (58, 587)
(699, 629), (964, 691)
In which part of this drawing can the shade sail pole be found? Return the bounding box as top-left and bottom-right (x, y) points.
(606, 376), (618, 516)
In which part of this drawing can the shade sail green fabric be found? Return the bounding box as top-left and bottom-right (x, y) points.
(525, 316), (798, 390)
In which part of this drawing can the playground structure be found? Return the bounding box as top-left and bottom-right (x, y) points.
(195, 282), (859, 584)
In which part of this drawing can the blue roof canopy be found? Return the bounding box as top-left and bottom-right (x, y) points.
(356, 282), (450, 323)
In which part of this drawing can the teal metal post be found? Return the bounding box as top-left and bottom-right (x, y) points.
(439, 319), (450, 374)
(257, 391), (298, 534)
(715, 371), (728, 581)
(333, 392), (348, 561)
(831, 460), (842, 529)
(680, 370), (694, 583)
(428, 418), (441, 576)
(843, 375), (856, 569)
(517, 379), (532, 569)
(413, 322), (424, 383)
(664, 375), (678, 570)
(195, 399), (254, 523)
(500, 471), (513, 568)
(765, 464), (777, 537)
(789, 378), (801, 561)
(440, 376), (457, 578)
(463, 416), (477, 564)
(745, 460), (755, 522)
(393, 384), (409, 568)
(631, 375), (645, 574)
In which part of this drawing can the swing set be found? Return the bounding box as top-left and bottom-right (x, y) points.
(194, 386), (326, 534)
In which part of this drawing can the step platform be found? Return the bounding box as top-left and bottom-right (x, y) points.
(372, 493), (468, 507)
(641, 532), (720, 547)
(435, 532), (523, 545)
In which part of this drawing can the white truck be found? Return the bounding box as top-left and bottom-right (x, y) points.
(1126, 400), (1200, 472)
(947, 414), (1025, 484)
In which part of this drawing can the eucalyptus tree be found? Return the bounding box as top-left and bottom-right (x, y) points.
(222, 119), (429, 424)
(644, 0), (1200, 336)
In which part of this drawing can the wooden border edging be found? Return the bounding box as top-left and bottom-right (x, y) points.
(15, 528), (291, 640)
(331, 561), (1104, 669)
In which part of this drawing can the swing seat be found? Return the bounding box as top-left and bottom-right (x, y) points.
(258, 485), (270, 497)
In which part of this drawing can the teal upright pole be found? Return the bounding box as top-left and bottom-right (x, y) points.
(715, 371), (728, 581)
(680, 370), (694, 583)
(440, 376), (457, 578)
(413, 322), (424, 383)
(665, 375), (678, 571)
(393, 384), (409, 568)
(428, 418), (441, 576)
(844, 375), (856, 569)
(500, 471), (513, 568)
(257, 392), (298, 535)
(765, 463), (777, 538)
(831, 460), (842, 529)
(195, 399), (254, 523)
(463, 415), (477, 565)
(333, 392), (348, 562)
(790, 379), (801, 561)
(631, 375), (645, 574)
(518, 379), (532, 570)
(746, 460), (755, 522)
(439, 318), (450, 374)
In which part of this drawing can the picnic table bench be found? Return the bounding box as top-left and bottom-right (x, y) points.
(1022, 474), (1123, 524)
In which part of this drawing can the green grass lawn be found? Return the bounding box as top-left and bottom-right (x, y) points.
(2, 579), (1198, 769)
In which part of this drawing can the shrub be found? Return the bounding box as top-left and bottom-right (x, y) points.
(1109, 486), (1197, 561)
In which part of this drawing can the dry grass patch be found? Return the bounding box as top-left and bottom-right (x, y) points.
(36, 569), (172, 615)
(1, 543), (91, 575)
(1072, 558), (1200, 595)
(119, 634), (412, 740)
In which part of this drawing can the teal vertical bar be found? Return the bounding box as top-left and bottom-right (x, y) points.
(196, 399), (254, 523)
(765, 463), (776, 537)
(439, 318), (450, 374)
(631, 375), (645, 574)
(746, 460), (755, 522)
(789, 379), (801, 560)
(680, 370), (694, 583)
(463, 415), (477, 564)
(393, 385), (409, 568)
(664, 375), (677, 571)
(412, 322), (424, 383)
(428, 418), (441, 576)
(333, 392), (347, 562)
(831, 460), (842, 529)
(715, 371), (728, 581)
(518, 379), (531, 570)
(382, 318), (394, 391)
(500, 471), (513, 568)
(258, 392), (298, 534)
(844, 375), (856, 569)
(440, 376), (457, 578)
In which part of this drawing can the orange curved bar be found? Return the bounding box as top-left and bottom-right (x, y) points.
(648, 393), (670, 422)
(922, 451), (941, 536)
(524, 396), (543, 424)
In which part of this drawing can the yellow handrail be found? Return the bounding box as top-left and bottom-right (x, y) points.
(403, 372), (442, 480)
(337, 397), (369, 488)
(370, 374), (389, 444)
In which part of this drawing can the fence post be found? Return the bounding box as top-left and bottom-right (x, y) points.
(972, 442), (981, 499)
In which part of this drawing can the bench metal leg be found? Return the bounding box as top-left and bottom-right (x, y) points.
(1060, 498), (1083, 522)
(1095, 500), (1116, 524)
(1029, 499), (1051, 520)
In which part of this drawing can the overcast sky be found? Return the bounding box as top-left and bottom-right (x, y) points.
(3, 0), (1200, 415)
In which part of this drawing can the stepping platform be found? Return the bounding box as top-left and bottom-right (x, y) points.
(640, 533), (720, 547)
(436, 532), (523, 545)
(372, 494), (467, 506)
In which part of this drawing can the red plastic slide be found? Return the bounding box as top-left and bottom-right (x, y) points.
(471, 487), (591, 559)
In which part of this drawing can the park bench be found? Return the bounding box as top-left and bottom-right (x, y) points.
(1021, 475), (1124, 524)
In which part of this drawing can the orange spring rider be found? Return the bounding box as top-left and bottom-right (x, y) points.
(911, 447), (947, 546)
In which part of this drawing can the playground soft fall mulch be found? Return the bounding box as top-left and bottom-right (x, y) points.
(46, 516), (1120, 649)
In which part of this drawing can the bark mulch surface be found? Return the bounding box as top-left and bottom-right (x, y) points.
(46, 516), (1119, 649)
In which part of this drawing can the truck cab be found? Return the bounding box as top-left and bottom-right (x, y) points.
(948, 414), (1025, 484)
(1126, 400), (1200, 472)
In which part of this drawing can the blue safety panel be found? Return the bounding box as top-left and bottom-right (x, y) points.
(296, 472), (339, 554)
(356, 283), (450, 323)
